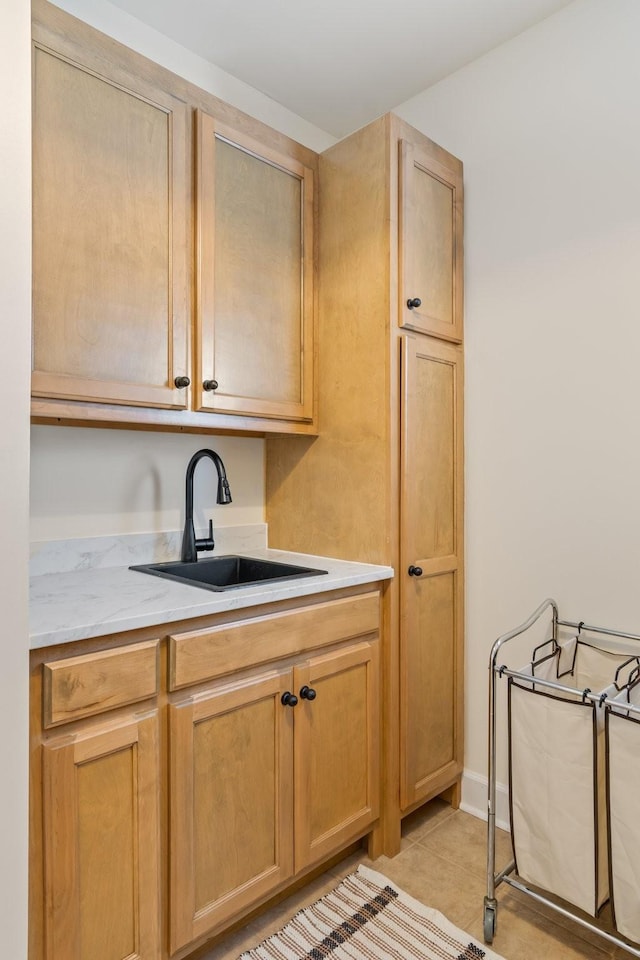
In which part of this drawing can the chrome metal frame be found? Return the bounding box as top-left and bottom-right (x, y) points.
(484, 598), (640, 957)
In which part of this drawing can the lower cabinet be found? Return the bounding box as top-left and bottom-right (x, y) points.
(293, 643), (380, 870)
(31, 590), (381, 960)
(42, 711), (161, 960)
(169, 639), (379, 953)
(169, 668), (294, 951)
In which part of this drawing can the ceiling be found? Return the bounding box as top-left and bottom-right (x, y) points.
(107, 0), (574, 138)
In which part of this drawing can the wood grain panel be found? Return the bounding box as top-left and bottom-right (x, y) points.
(77, 749), (135, 960)
(214, 138), (301, 402)
(169, 592), (380, 689)
(31, 394), (319, 435)
(408, 157), (453, 326)
(196, 113), (314, 422)
(43, 639), (159, 727)
(42, 713), (160, 960)
(193, 696), (277, 907)
(312, 667), (368, 838)
(169, 671), (294, 950)
(400, 335), (464, 809)
(402, 573), (456, 790)
(406, 343), (456, 561)
(399, 139), (463, 343)
(266, 116), (393, 563)
(32, 44), (189, 408)
(294, 641), (380, 870)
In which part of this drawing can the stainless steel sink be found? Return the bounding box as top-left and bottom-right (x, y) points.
(130, 555), (328, 592)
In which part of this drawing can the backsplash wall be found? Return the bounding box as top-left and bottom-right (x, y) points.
(30, 425), (265, 541)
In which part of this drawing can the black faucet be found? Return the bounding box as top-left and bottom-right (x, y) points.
(181, 449), (232, 563)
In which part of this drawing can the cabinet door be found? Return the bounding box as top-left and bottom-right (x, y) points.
(42, 712), (160, 960)
(398, 139), (463, 343)
(294, 641), (380, 871)
(169, 669), (294, 952)
(196, 112), (314, 422)
(400, 335), (464, 809)
(32, 42), (189, 408)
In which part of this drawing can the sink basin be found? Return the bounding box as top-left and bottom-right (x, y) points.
(130, 555), (328, 592)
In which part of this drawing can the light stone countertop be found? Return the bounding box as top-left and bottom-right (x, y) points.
(29, 546), (394, 650)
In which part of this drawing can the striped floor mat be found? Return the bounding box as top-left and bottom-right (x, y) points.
(238, 864), (504, 960)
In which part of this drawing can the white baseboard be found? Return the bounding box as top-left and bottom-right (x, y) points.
(459, 769), (510, 833)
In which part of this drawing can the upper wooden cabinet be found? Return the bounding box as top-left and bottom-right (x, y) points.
(31, 41), (190, 410)
(399, 140), (463, 342)
(196, 113), (315, 422)
(30, 0), (317, 435)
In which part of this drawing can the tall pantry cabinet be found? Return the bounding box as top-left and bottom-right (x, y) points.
(266, 113), (464, 853)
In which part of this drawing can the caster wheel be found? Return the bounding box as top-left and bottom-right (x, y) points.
(483, 901), (497, 944)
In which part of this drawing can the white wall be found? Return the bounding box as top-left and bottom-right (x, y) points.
(0, 0), (31, 953)
(31, 0), (335, 546)
(30, 428), (264, 540)
(395, 0), (640, 789)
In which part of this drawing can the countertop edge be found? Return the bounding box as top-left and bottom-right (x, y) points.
(29, 548), (394, 650)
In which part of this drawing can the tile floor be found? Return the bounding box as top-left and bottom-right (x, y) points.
(200, 800), (637, 960)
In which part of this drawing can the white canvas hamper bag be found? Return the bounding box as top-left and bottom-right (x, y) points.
(606, 681), (640, 944)
(509, 638), (631, 917)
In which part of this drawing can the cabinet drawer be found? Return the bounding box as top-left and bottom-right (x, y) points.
(169, 592), (380, 690)
(43, 640), (159, 728)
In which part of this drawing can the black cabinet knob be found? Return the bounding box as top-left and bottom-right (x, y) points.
(299, 685), (317, 701)
(174, 376), (190, 388)
(281, 691), (298, 707)
(406, 297), (422, 310)
(203, 379), (219, 391)
(408, 565), (423, 577)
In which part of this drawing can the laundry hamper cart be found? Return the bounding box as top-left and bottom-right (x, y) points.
(509, 632), (628, 916)
(484, 598), (640, 958)
(606, 674), (640, 945)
